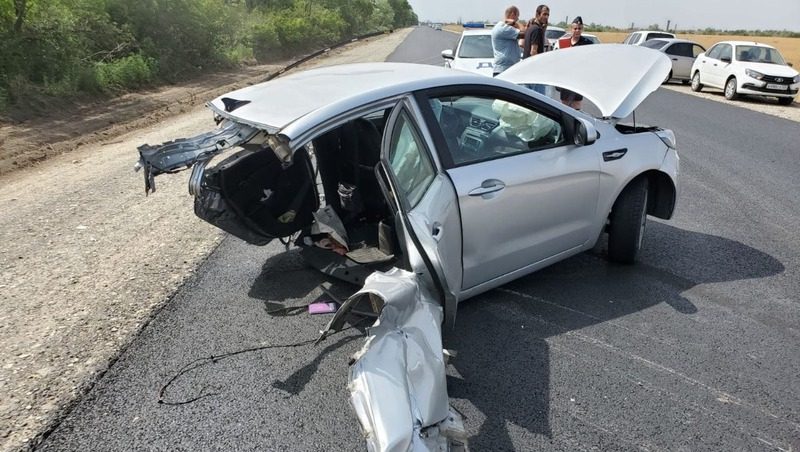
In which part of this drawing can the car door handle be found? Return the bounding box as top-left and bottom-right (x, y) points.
(671, 58), (678, 61)
(431, 222), (443, 242)
(468, 179), (506, 197)
(603, 148), (628, 162)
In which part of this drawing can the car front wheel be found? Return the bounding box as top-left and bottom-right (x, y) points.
(778, 97), (794, 106)
(691, 72), (703, 91)
(607, 177), (648, 264)
(725, 77), (738, 100)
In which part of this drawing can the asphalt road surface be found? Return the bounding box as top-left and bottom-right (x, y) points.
(38, 27), (800, 451)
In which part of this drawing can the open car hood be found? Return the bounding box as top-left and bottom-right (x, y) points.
(497, 44), (671, 119)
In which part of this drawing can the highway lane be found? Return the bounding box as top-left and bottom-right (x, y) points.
(39, 26), (800, 451)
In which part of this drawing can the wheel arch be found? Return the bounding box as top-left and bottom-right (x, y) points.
(642, 169), (677, 219)
(610, 170), (676, 221)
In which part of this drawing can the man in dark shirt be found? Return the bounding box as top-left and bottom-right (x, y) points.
(559, 16), (594, 109)
(521, 5), (549, 94)
(522, 4), (549, 59)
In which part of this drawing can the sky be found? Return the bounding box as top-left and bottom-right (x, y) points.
(406, 0), (800, 32)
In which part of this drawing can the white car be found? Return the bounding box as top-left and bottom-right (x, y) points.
(544, 25), (566, 51)
(623, 30), (676, 45)
(690, 40), (799, 105)
(136, 45), (677, 452)
(441, 29), (494, 76)
(641, 38), (706, 84)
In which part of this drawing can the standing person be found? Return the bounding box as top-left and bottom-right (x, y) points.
(491, 6), (525, 76)
(522, 5), (550, 59)
(521, 4), (549, 94)
(558, 16), (594, 109)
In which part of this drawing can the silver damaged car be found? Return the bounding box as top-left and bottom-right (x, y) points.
(136, 44), (678, 451)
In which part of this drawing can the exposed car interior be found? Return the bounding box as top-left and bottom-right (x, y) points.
(193, 110), (404, 285)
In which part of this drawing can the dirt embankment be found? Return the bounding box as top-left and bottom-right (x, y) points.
(0, 28), (413, 452)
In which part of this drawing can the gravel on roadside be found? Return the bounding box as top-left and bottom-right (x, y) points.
(0, 27), (413, 452)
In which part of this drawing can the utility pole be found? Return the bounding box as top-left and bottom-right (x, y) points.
(666, 20), (671, 32)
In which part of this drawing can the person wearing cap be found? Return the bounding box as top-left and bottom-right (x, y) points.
(558, 16), (594, 109)
(491, 6), (526, 76)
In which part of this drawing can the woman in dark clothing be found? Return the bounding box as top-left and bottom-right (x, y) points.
(559, 16), (594, 109)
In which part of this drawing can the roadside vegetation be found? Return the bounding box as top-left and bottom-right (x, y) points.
(0, 0), (418, 115)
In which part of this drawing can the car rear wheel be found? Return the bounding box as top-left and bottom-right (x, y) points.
(724, 77), (738, 100)
(691, 72), (703, 91)
(607, 177), (648, 264)
(778, 97), (794, 106)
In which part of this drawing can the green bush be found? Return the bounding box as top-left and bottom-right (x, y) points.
(95, 54), (156, 92)
(0, 87), (8, 113)
(251, 20), (281, 60)
(0, 0), (420, 114)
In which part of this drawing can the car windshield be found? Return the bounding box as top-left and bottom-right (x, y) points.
(458, 34), (493, 58)
(645, 32), (674, 40)
(736, 45), (786, 65)
(642, 39), (667, 49)
(545, 29), (566, 40)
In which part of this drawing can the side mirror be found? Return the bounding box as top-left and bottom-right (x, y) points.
(788, 62), (794, 67)
(441, 49), (454, 60)
(574, 117), (597, 146)
(720, 56), (731, 63)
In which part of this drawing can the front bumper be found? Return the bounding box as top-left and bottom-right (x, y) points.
(740, 81), (799, 98)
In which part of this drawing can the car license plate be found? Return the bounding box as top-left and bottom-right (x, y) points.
(766, 83), (788, 90)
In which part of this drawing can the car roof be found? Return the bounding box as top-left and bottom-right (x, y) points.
(562, 32), (598, 38)
(461, 29), (492, 35)
(647, 38), (701, 45)
(714, 40), (777, 48)
(208, 63), (498, 135)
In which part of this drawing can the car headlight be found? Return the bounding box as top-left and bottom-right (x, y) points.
(656, 129), (676, 150)
(794, 75), (800, 83)
(745, 69), (764, 80)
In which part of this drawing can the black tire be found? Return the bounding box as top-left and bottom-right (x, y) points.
(691, 71), (703, 92)
(607, 177), (648, 264)
(778, 97), (794, 106)
(724, 77), (738, 100)
(663, 71), (672, 84)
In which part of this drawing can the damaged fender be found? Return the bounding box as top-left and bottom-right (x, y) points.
(330, 268), (466, 451)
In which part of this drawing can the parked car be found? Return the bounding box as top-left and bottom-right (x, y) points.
(136, 45), (677, 452)
(690, 40), (799, 105)
(623, 30), (676, 45)
(544, 25), (566, 50)
(641, 38), (705, 84)
(552, 32), (600, 50)
(441, 29), (494, 76)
